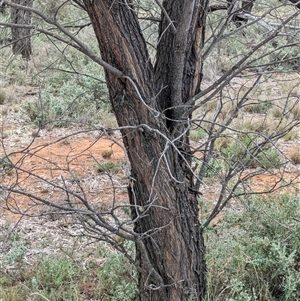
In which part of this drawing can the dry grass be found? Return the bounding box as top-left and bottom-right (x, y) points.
(289, 148), (300, 165)
(214, 136), (234, 152)
(283, 129), (298, 142)
(1, 106), (9, 116)
(239, 115), (272, 133)
(271, 106), (284, 118)
(1, 85), (26, 104)
(292, 103), (300, 119)
(101, 149), (113, 159)
(0, 89), (6, 104)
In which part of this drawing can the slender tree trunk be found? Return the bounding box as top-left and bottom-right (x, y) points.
(84, 1), (207, 300)
(11, 0), (33, 59)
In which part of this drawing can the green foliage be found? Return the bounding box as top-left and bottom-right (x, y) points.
(1, 242), (27, 265)
(190, 129), (207, 141)
(201, 134), (282, 179)
(217, 134), (282, 170)
(0, 241), (138, 301)
(96, 160), (124, 174)
(20, 34), (110, 128)
(206, 194), (300, 300)
(98, 251), (138, 301)
(258, 147), (282, 169)
(35, 257), (77, 288)
(243, 101), (272, 114)
(203, 158), (225, 178)
(30, 256), (81, 301)
(22, 72), (109, 128)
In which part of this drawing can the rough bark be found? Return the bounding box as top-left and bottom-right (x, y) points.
(83, 1), (207, 300)
(154, 1), (207, 133)
(0, 1), (5, 13)
(11, 0), (32, 59)
(289, 0), (300, 9)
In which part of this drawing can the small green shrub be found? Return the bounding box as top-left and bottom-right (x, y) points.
(217, 134), (282, 170)
(98, 251), (137, 301)
(243, 101), (271, 114)
(96, 161), (123, 174)
(205, 194), (300, 301)
(190, 129), (207, 141)
(22, 86), (104, 128)
(22, 46), (110, 128)
(30, 256), (81, 301)
(257, 147), (282, 169)
(3, 242), (27, 265)
(203, 158), (226, 178)
(35, 257), (77, 289)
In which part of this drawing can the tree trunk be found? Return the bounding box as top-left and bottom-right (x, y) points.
(11, 0), (33, 59)
(84, 1), (207, 300)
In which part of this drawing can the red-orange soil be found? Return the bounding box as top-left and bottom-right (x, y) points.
(1, 133), (128, 222)
(1, 129), (299, 224)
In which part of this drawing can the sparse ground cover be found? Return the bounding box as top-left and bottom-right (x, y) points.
(0, 0), (300, 299)
(1, 81), (299, 300)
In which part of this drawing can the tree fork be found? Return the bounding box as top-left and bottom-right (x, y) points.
(84, 0), (207, 300)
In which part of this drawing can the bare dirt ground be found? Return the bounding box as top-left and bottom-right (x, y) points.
(0, 89), (300, 272)
(0, 99), (131, 271)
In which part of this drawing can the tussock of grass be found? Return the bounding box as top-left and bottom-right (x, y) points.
(283, 129), (298, 141)
(271, 106), (283, 118)
(292, 104), (300, 119)
(241, 116), (266, 132)
(289, 148), (300, 165)
(0, 89), (6, 104)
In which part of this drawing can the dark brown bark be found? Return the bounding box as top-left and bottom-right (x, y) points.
(11, 0), (32, 59)
(0, 1), (5, 13)
(289, 0), (300, 9)
(83, 1), (207, 300)
(154, 1), (207, 133)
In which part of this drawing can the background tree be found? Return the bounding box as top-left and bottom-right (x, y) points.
(0, 1), (300, 300)
(10, 0), (33, 59)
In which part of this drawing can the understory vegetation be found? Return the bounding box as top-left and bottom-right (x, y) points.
(0, 0), (300, 300)
(0, 193), (299, 300)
